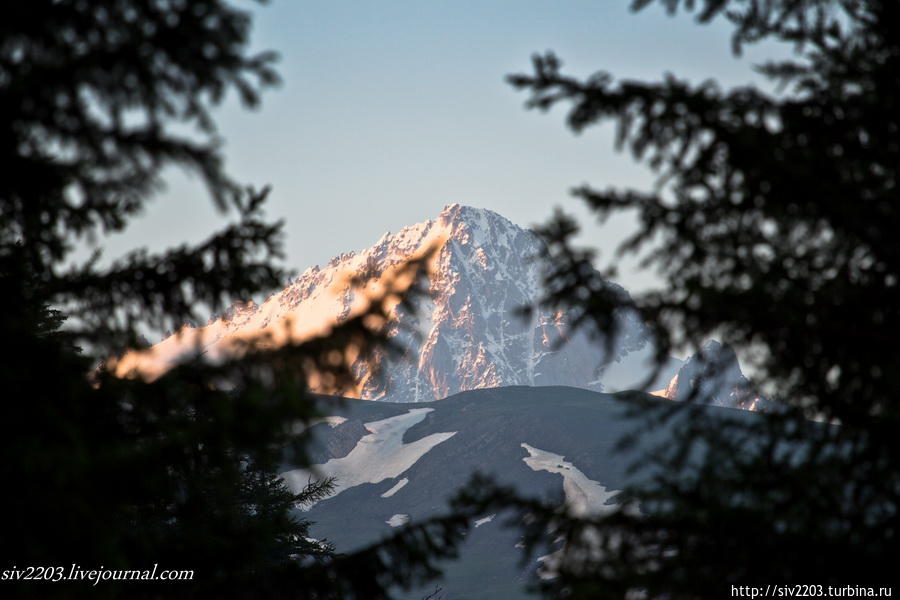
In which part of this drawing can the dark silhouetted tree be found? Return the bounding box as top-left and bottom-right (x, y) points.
(465, 0), (899, 597)
(1, 1), (475, 598)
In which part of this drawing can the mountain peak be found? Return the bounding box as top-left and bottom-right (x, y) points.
(662, 339), (765, 410)
(438, 203), (489, 220)
(439, 202), (461, 215)
(114, 204), (658, 400)
(438, 204), (516, 230)
(115, 205), (769, 408)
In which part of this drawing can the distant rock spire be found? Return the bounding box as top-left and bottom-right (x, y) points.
(663, 340), (766, 410)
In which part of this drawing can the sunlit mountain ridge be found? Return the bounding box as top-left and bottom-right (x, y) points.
(117, 204), (758, 408)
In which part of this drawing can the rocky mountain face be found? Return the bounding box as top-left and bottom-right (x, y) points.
(662, 340), (766, 411)
(344, 204), (658, 402)
(122, 204), (758, 408)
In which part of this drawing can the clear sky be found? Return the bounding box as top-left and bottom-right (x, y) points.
(100, 0), (787, 293)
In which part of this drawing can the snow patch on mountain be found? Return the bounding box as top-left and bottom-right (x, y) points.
(474, 514), (496, 528)
(522, 442), (619, 582)
(281, 408), (455, 509)
(380, 478), (409, 498)
(386, 514), (410, 527)
(521, 443), (617, 516)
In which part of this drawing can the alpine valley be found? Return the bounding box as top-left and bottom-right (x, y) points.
(125, 205), (764, 599)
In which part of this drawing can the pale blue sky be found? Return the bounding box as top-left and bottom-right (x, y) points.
(102, 0), (787, 293)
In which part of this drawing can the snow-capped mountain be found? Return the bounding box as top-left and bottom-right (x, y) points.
(117, 204), (757, 407)
(343, 204), (662, 402)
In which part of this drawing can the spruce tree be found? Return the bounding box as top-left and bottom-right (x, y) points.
(1, 2), (473, 598)
(469, 0), (900, 596)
